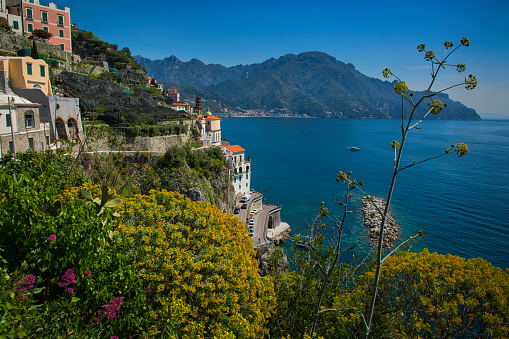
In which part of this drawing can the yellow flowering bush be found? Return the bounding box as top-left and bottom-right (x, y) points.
(332, 249), (509, 338)
(113, 189), (275, 338)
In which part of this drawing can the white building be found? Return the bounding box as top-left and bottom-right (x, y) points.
(222, 145), (251, 195)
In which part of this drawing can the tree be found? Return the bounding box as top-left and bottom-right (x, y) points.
(31, 39), (39, 59)
(31, 29), (53, 40)
(121, 47), (131, 56)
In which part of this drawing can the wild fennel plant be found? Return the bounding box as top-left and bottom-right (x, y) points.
(310, 37), (477, 338)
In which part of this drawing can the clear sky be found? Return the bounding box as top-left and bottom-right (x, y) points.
(62, 0), (509, 115)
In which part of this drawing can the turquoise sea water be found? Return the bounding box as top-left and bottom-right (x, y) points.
(221, 118), (509, 269)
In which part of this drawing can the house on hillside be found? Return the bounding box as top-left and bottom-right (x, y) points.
(0, 56), (83, 142)
(4, 0), (72, 52)
(166, 87), (179, 103)
(0, 92), (51, 155)
(222, 145), (251, 195)
(171, 102), (189, 114)
(204, 114), (221, 146)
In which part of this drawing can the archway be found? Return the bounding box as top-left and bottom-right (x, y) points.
(67, 117), (79, 139)
(55, 117), (67, 139)
(268, 215), (274, 230)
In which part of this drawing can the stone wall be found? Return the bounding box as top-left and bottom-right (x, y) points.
(85, 131), (191, 153)
(0, 31), (71, 61)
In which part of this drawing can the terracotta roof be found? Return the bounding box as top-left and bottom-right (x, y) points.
(171, 102), (188, 106)
(224, 145), (245, 153)
(205, 115), (220, 120)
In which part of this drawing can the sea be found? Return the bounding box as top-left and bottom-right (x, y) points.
(221, 117), (509, 269)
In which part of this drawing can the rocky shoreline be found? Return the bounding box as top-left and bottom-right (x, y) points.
(362, 196), (399, 248)
(267, 222), (291, 245)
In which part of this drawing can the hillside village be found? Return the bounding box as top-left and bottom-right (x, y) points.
(0, 0), (290, 249)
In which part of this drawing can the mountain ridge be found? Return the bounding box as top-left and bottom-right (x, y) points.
(134, 52), (480, 120)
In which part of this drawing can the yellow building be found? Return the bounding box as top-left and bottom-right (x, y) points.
(0, 56), (53, 96)
(205, 115), (221, 146)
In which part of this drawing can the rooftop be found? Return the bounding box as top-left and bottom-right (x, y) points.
(223, 145), (245, 153)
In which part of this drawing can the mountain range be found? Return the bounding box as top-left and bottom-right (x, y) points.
(134, 52), (480, 120)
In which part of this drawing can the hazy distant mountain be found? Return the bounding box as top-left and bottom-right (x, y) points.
(479, 113), (509, 120)
(134, 52), (480, 120)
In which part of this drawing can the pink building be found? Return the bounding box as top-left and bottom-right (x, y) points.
(5, 0), (72, 52)
(167, 87), (179, 103)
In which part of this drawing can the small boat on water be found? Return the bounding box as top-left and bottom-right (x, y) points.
(348, 146), (360, 151)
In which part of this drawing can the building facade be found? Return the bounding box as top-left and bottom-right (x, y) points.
(5, 0), (72, 52)
(171, 102), (189, 113)
(166, 87), (179, 103)
(0, 56), (82, 143)
(222, 145), (251, 195)
(0, 93), (51, 156)
(0, 56), (53, 95)
(204, 115), (221, 146)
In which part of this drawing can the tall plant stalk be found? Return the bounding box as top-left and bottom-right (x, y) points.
(306, 38), (476, 338)
(362, 38), (475, 338)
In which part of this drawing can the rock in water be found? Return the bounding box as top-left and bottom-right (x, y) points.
(362, 196), (400, 248)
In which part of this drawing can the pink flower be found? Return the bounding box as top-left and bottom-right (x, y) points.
(47, 234), (56, 244)
(65, 288), (74, 295)
(21, 295), (28, 300)
(96, 297), (123, 320)
(57, 269), (77, 288)
(84, 269), (91, 277)
(94, 318), (99, 324)
(111, 337), (118, 339)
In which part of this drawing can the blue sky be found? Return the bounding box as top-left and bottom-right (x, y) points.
(63, 0), (509, 115)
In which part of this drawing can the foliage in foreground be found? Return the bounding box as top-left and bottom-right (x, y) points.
(0, 152), (273, 338)
(268, 231), (509, 338)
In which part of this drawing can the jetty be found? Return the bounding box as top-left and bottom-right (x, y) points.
(362, 196), (399, 248)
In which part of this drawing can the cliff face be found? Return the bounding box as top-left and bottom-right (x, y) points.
(158, 167), (235, 213)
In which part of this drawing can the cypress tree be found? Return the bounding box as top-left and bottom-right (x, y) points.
(31, 39), (39, 59)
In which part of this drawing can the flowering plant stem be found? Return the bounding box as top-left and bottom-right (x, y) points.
(363, 38), (475, 338)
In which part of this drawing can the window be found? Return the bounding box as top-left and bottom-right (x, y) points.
(25, 113), (34, 128)
(6, 113), (11, 127)
(40, 65), (45, 77)
(59, 44), (64, 50)
(246, 174), (248, 179)
(28, 138), (34, 149)
(9, 141), (13, 152)
(57, 14), (64, 25)
(12, 21), (18, 30)
(45, 136), (49, 147)
(41, 11), (48, 22)
(43, 26), (48, 32)
(27, 62), (32, 75)
(26, 7), (33, 19)
(27, 23), (33, 32)
(59, 29), (64, 37)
